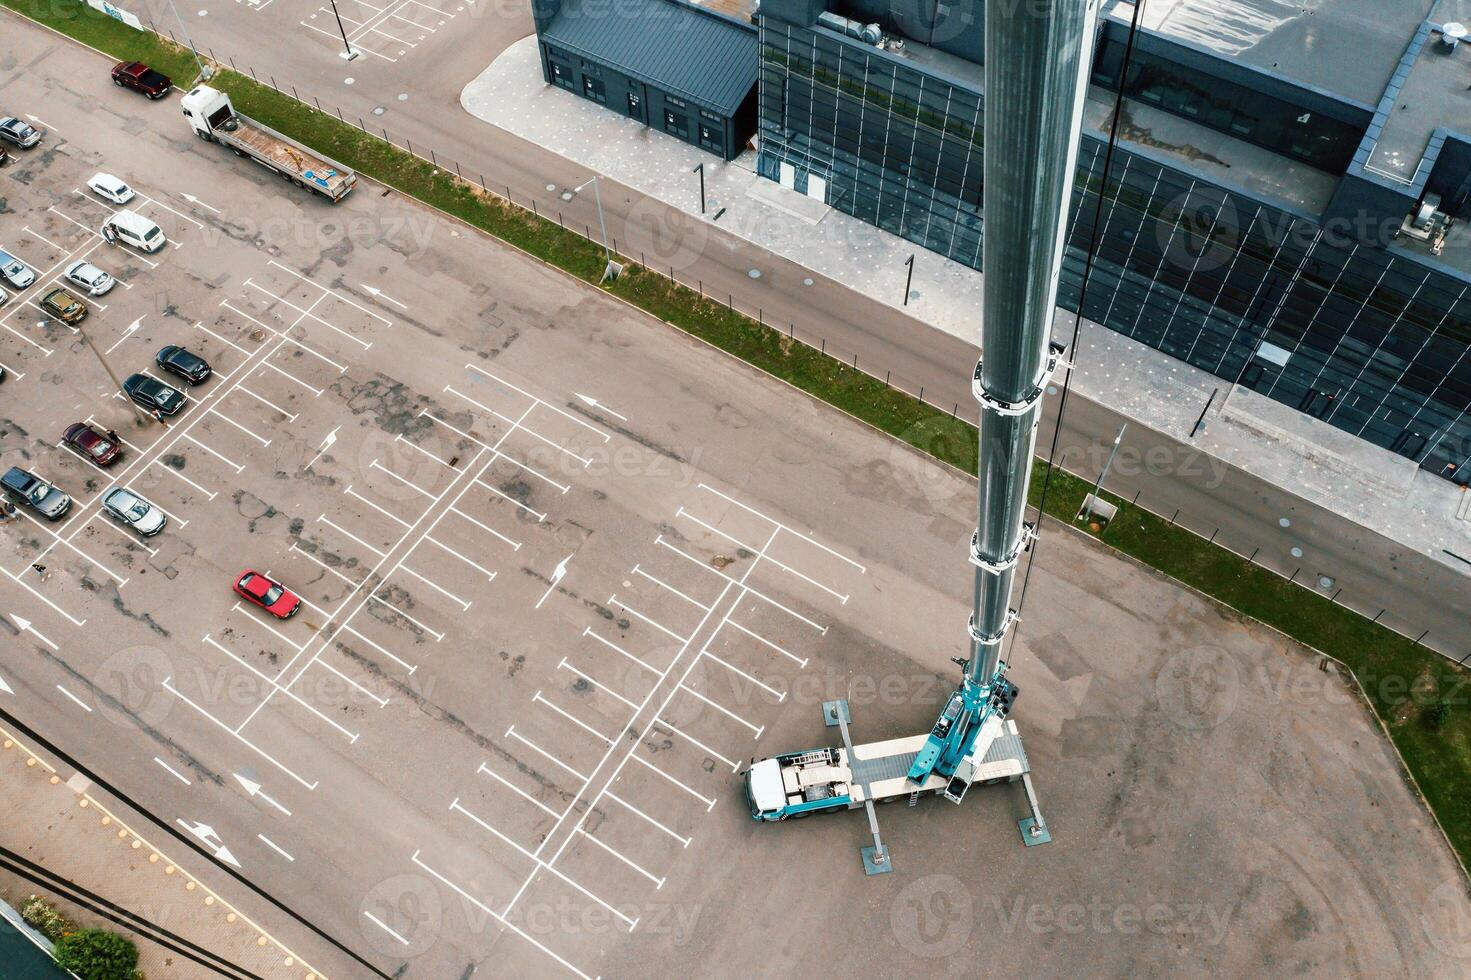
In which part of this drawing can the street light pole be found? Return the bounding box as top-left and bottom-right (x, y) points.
(574, 176), (619, 282)
(902, 253), (915, 306)
(164, 0), (210, 81)
(74, 321), (149, 427)
(1086, 422), (1127, 517)
(692, 163), (706, 215)
(329, 0), (359, 60)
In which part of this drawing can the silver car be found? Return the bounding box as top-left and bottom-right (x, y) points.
(0, 250), (34, 289)
(101, 487), (166, 536)
(0, 117), (41, 148)
(64, 260), (114, 296)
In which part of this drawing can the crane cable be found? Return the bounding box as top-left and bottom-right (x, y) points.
(1006, 0), (1148, 666)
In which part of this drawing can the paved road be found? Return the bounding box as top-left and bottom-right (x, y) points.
(124, 0), (1471, 661)
(2, 21), (1469, 980)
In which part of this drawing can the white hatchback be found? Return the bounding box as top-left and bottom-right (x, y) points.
(87, 172), (135, 205)
(64, 260), (114, 296)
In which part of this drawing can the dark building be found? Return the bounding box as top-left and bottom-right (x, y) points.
(756, 0), (1471, 483)
(533, 0), (760, 160)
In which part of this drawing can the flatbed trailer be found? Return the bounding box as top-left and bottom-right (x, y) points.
(180, 86), (356, 202)
(743, 717), (1030, 821)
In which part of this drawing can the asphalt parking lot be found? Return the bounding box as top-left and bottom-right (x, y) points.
(2, 25), (1470, 980)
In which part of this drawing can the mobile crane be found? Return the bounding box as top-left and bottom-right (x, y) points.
(742, 0), (1101, 870)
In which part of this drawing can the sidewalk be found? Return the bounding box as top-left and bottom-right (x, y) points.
(462, 37), (1471, 576)
(0, 723), (318, 979)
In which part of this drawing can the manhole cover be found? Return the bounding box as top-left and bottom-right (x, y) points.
(372, 106), (385, 116)
(1290, 546), (1303, 558)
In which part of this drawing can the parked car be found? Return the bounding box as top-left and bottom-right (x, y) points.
(0, 249), (35, 289)
(0, 285), (7, 308)
(1, 466), (70, 519)
(233, 570), (301, 619)
(102, 211), (165, 253)
(110, 61), (173, 100)
(62, 422), (121, 467)
(39, 287), (87, 324)
(0, 117), (41, 149)
(101, 487), (166, 536)
(122, 373), (185, 415)
(63, 260), (114, 296)
(155, 345), (211, 385)
(87, 173), (135, 205)
(0, 144), (8, 166)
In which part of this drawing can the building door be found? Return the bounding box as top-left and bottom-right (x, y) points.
(779, 162), (795, 189)
(548, 59), (574, 91)
(807, 174), (827, 203)
(627, 91), (644, 124)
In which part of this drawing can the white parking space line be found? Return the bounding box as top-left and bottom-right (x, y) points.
(447, 504), (521, 551)
(369, 460), (436, 500)
(202, 634), (358, 742)
(575, 827), (665, 889)
(583, 628), (660, 675)
(245, 279), (373, 349)
(420, 412), (572, 494)
(420, 535), (497, 581)
(478, 479), (546, 521)
(698, 647), (786, 700)
(160, 677), (319, 790)
(368, 593), (445, 641)
(464, 364), (612, 443)
(0, 567), (86, 627)
(447, 803), (637, 929)
(7, 507), (129, 585)
(194, 320), (253, 357)
(677, 508), (849, 604)
(534, 690), (616, 746)
(475, 763), (561, 820)
(221, 302), (348, 373)
(55, 685), (92, 712)
(677, 683), (763, 738)
(258, 834), (295, 862)
(267, 260), (393, 327)
(655, 537), (827, 634)
(181, 433), (244, 473)
(227, 605), (309, 654)
(605, 790), (691, 847)
(411, 853), (598, 980)
(632, 564), (711, 611)
(22, 225), (63, 250)
(505, 725), (588, 782)
(236, 382), (302, 420)
(445, 385), (592, 467)
(0, 355), (24, 379)
(395, 433), (454, 467)
(336, 623), (418, 675)
(153, 757), (191, 786)
(299, 19), (400, 60)
(261, 360), (324, 398)
(558, 658), (637, 709)
(152, 458), (218, 501)
(363, 911), (409, 946)
(724, 619), (808, 667)
(607, 595), (689, 644)
(1, 317), (53, 355)
(629, 753), (716, 811)
(289, 542), (361, 587)
(45, 205), (99, 238)
(85, 513), (159, 556)
(344, 485), (414, 529)
(137, 191), (204, 230)
(313, 657), (388, 707)
(318, 515), (389, 558)
(652, 717), (740, 772)
(398, 563), (471, 611)
(208, 407), (271, 447)
(697, 483), (868, 573)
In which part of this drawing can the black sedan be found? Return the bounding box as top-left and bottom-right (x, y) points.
(123, 373), (186, 416)
(155, 345), (212, 385)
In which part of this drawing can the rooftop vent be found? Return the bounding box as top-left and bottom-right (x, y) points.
(1441, 21), (1467, 51)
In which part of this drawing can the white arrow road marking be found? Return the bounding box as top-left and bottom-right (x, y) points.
(0, 674), (11, 695)
(11, 614), (58, 651)
(536, 554), (575, 609)
(303, 426), (340, 471)
(360, 284), (407, 309)
(105, 316), (144, 355)
(573, 392), (628, 422)
(25, 114), (54, 130)
(177, 819), (242, 868)
(179, 192), (221, 214)
(234, 772), (292, 816)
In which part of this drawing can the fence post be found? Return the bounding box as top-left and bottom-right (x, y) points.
(314, 96), (322, 111)
(1248, 547), (1259, 562)
(430, 149), (437, 167)
(336, 106), (345, 123)
(532, 200), (538, 217)
(270, 76), (278, 91)
(292, 85), (299, 101)
(885, 370), (890, 387)
(250, 67), (258, 82)
(407, 138), (413, 155)
(480, 174), (487, 191)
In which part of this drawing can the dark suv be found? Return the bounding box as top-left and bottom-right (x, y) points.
(1, 466), (70, 519)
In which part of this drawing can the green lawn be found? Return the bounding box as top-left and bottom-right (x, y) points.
(8, 0), (1469, 871)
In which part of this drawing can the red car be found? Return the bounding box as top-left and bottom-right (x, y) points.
(111, 61), (172, 100)
(62, 422), (121, 467)
(234, 570), (301, 619)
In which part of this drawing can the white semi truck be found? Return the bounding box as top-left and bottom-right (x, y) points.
(180, 86), (356, 203)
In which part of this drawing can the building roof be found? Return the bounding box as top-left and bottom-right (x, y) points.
(0, 913), (70, 979)
(1106, 0), (1441, 107)
(541, 0), (758, 115)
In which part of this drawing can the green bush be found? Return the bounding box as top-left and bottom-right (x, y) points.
(53, 928), (139, 980)
(20, 895), (73, 943)
(1424, 701), (1452, 731)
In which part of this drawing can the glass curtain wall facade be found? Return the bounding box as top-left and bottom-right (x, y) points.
(757, 19), (1471, 483)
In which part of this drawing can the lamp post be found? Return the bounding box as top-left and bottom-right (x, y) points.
(574, 176), (619, 282)
(165, 0), (210, 81)
(329, 0), (359, 60)
(74, 321), (149, 427)
(692, 163), (706, 215)
(902, 253), (915, 306)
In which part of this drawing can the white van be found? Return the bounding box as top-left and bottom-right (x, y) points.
(102, 210), (167, 253)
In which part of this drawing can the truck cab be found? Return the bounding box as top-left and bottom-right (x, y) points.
(180, 85), (237, 139)
(743, 750), (854, 821)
